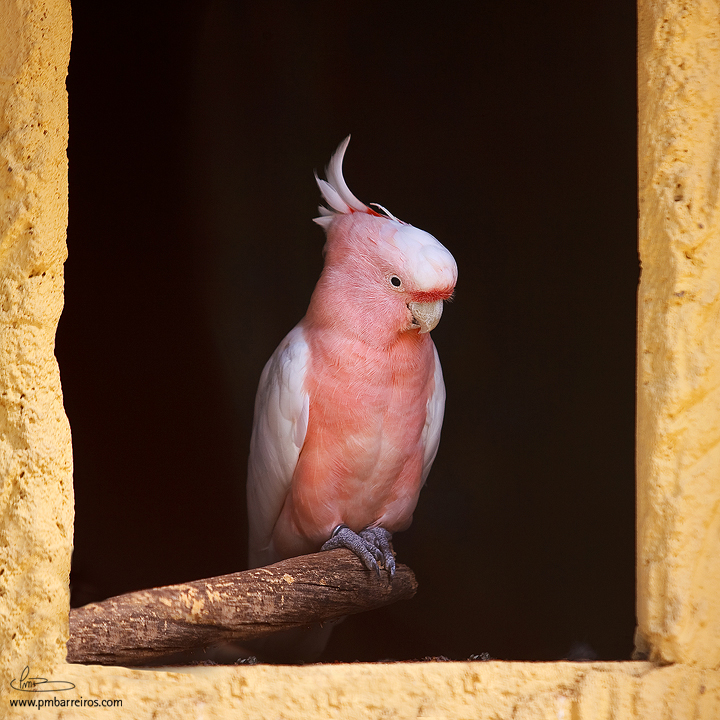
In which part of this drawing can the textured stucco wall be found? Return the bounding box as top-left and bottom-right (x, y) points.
(0, 0), (73, 687)
(637, 0), (720, 667)
(1, 0), (719, 717)
(6, 661), (720, 719)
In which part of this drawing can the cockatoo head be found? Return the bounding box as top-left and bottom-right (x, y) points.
(313, 137), (457, 337)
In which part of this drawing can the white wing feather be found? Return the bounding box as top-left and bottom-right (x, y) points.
(247, 325), (309, 568)
(421, 343), (446, 483)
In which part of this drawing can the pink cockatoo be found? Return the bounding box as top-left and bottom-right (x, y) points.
(247, 138), (457, 577)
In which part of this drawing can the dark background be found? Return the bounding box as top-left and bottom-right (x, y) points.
(59, 1), (638, 662)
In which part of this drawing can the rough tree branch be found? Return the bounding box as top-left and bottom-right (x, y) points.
(66, 549), (417, 666)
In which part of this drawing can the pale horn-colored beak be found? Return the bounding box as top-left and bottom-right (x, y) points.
(408, 300), (444, 334)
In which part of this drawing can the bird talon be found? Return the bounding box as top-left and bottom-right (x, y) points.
(360, 527), (395, 578)
(321, 525), (395, 576)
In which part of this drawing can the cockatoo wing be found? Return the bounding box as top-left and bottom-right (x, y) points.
(247, 324), (310, 568)
(421, 343), (446, 484)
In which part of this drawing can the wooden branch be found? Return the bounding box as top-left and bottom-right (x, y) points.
(66, 549), (417, 666)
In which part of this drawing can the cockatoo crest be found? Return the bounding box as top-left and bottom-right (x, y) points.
(314, 136), (403, 228)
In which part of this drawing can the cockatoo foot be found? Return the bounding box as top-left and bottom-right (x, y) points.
(360, 526), (396, 577)
(322, 525), (396, 577)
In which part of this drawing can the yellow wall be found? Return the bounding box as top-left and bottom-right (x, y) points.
(1, 0), (719, 717)
(636, 0), (720, 668)
(0, 0), (73, 682)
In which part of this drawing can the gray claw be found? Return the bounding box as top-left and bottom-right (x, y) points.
(360, 527), (396, 577)
(321, 524), (395, 576)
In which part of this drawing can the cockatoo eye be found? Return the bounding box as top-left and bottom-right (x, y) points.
(389, 275), (403, 289)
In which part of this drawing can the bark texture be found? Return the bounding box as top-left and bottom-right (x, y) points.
(67, 549), (416, 666)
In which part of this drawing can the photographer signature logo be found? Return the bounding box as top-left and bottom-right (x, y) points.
(10, 666), (75, 693)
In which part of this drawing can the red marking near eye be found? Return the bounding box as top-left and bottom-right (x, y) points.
(410, 287), (455, 303)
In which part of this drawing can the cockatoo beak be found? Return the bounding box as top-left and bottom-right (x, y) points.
(408, 300), (444, 334)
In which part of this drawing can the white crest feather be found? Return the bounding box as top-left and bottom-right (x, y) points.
(314, 136), (371, 226)
(370, 202), (403, 223)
